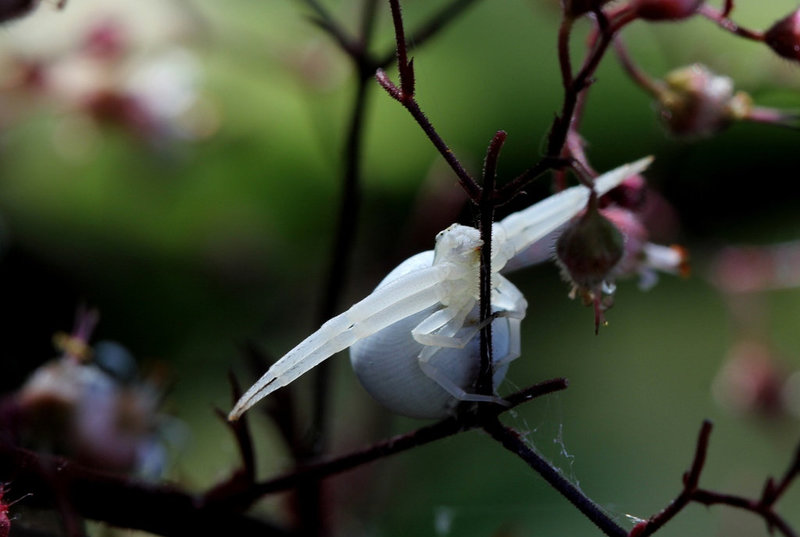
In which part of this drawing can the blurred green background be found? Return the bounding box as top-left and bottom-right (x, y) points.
(1, 0), (799, 535)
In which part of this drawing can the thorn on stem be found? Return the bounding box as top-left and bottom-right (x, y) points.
(402, 58), (416, 98)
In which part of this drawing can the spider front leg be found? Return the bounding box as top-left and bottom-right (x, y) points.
(411, 301), (477, 349)
(413, 307), (518, 407)
(411, 278), (527, 408)
(229, 261), (453, 420)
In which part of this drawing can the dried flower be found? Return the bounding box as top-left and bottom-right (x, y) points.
(654, 64), (753, 137)
(555, 197), (689, 332)
(556, 192), (625, 332)
(557, 193), (625, 291)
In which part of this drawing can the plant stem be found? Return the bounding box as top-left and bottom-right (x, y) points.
(219, 379), (569, 507)
(636, 421), (713, 536)
(482, 418), (628, 537)
(477, 131), (505, 396)
(377, 0), (481, 68)
(699, 4), (764, 41)
(378, 0), (483, 202)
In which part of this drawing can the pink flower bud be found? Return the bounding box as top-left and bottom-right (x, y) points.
(0, 486), (10, 537)
(712, 341), (787, 416)
(764, 9), (800, 62)
(602, 173), (647, 210)
(85, 90), (159, 139)
(602, 206), (689, 288)
(656, 64), (751, 137)
(600, 207), (647, 277)
(84, 19), (128, 60)
(632, 0), (704, 21)
(556, 196), (625, 290)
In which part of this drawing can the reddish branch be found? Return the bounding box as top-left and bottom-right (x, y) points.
(476, 130), (506, 397)
(633, 421), (798, 537)
(698, 4), (764, 41)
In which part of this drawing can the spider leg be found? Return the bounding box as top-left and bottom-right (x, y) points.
(491, 274), (528, 319)
(229, 263), (454, 420)
(492, 316), (521, 368)
(417, 356), (510, 406)
(414, 300), (515, 407)
(411, 301), (475, 348)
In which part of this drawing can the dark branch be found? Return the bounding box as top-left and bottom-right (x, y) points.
(0, 442), (289, 537)
(634, 423), (798, 537)
(476, 130), (506, 396)
(303, 0), (365, 59)
(216, 378), (568, 508)
(482, 417), (628, 537)
(379, 0), (483, 202)
(635, 420), (713, 536)
(377, 0), (481, 69)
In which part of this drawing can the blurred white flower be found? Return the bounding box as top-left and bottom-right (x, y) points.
(0, 0), (214, 150)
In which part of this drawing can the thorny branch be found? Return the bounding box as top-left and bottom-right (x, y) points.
(632, 421), (799, 537)
(211, 378), (569, 510)
(377, 0), (484, 202)
(476, 130), (506, 398)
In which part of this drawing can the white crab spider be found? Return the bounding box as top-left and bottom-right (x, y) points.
(229, 156), (653, 420)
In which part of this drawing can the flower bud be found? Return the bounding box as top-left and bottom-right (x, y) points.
(632, 0), (704, 21)
(656, 64), (751, 137)
(556, 195), (625, 290)
(602, 173), (646, 210)
(712, 340), (787, 416)
(764, 9), (800, 62)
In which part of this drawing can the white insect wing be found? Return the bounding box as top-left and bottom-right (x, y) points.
(229, 156), (653, 420)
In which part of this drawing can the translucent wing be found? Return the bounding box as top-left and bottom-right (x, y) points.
(229, 262), (454, 420)
(493, 156), (653, 270)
